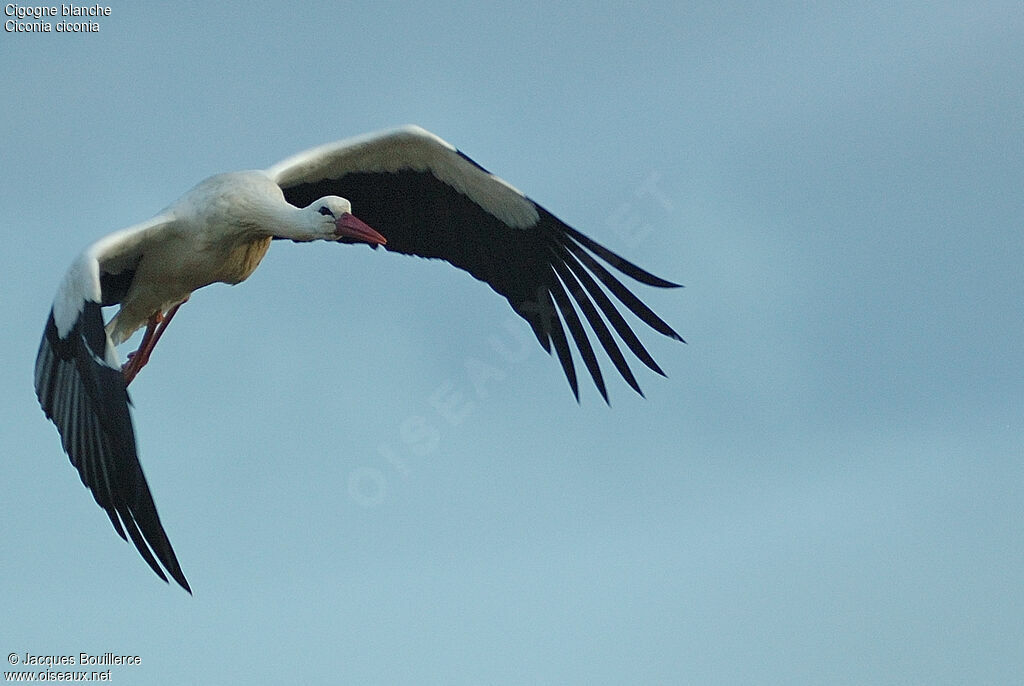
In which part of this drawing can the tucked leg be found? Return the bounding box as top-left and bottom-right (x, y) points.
(122, 298), (188, 385)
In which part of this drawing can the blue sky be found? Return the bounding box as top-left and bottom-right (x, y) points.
(2, 2), (1022, 683)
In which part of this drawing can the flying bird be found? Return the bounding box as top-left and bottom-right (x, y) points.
(34, 126), (683, 592)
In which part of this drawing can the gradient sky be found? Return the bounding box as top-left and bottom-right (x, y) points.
(2, 2), (1022, 684)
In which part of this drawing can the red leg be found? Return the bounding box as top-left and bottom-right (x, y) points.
(122, 298), (188, 385)
(122, 313), (161, 385)
(146, 299), (186, 357)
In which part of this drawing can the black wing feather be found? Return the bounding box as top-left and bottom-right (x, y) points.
(548, 252), (643, 397)
(281, 158), (682, 400)
(553, 238), (672, 376)
(35, 301), (191, 592)
(547, 265), (608, 402)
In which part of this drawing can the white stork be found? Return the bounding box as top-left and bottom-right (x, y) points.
(34, 126), (683, 592)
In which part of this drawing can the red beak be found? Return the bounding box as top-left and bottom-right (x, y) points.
(334, 212), (387, 246)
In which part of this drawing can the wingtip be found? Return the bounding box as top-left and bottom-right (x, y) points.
(164, 568), (191, 594)
(164, 558), (192, 593)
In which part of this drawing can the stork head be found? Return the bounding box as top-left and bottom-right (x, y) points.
(307, 196), (387, 246)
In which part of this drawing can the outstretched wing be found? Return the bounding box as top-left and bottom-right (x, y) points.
(270, 125), (684, 401)
(34, 218), (191, 591)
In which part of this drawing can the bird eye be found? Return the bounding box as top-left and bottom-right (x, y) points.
(318, 206), (335, 217)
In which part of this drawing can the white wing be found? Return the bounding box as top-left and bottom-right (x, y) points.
(270, 126), (683, 401)
(35, 215), (191, 591)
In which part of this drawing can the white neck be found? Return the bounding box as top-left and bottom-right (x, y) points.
(266, 203), (330, 242)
